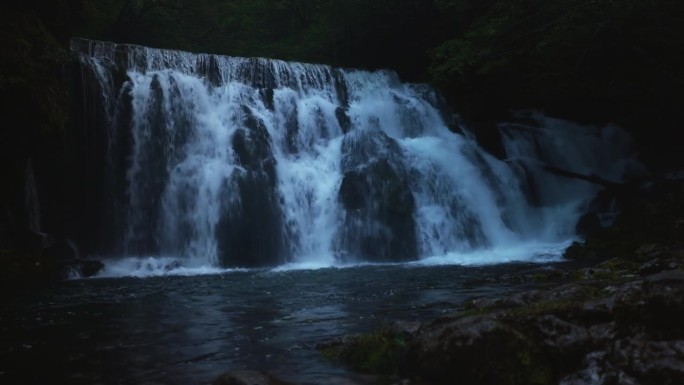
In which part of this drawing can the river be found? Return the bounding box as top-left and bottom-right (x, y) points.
(0, 261), (578, 385)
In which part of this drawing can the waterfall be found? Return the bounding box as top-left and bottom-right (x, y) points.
(497, 111), (645, 230)
(71, 39), (640, 272)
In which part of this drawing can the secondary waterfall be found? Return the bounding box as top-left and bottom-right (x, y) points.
(71, 39), (641, 273)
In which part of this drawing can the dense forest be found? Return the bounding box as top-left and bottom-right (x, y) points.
(1, 0), (683, 265)
(2, 0), (683, 168)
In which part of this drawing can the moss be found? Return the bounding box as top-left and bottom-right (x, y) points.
(506, 300), (577, 319)
(531, 269), (567, 283)
(568, 256), (653, 283)
(596, 258), (639, 272)
(504, 287), (610, 320)
(512, 348), (554, 385)
(459, 298), (491, 317)
(320, 328), (409, 376)
(532, 272), (556, 282)
(454, 327), (554, 385)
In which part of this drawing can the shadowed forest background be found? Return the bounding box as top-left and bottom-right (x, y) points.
(3, 0), (684, 167)
(2, 0), (682, 166)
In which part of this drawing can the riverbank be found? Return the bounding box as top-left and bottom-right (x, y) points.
(317, 256), (683, 385)
(311, 187), (684, 385)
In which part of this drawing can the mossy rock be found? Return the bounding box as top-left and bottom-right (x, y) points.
(319, 328), (410, 376)
(407, 316), (553, 385)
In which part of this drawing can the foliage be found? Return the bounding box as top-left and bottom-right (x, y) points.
(427, 0), (683, 170)
(5, 0), (683, 98)
(0, 5), (74, 157)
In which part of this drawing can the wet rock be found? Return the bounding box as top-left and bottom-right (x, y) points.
(390, 321), (422, 336)
(260, 88), (275, 111)
(639, 257), (684, 276)
(217, 106), (286, 267)
(64, 258), (104, 278)
(212, 369), (291, 385)
(575, 211), (603, 238)
(563, 241), (600, 262)
(526, 315), (591, 352)
(336, 130), (418, 262)
(197, 54), (223, 87)
(635, 244), (672, 261)
(42, 237), (79, 260)
(0, 249), (104, 287)
(40, 238), (104, 278)
(560, 337), (684, 385)
(322, 264), (684, 385)
(611, 338), (684, 383)
(335, 107), (352, 133)
(407, 315), (551, 385)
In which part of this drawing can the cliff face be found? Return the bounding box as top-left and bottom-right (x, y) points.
(0, 6), (107, 280)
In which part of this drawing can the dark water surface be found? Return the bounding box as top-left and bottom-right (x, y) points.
(0, 262), (571, 385)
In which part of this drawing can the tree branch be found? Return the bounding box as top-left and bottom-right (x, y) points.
(543, 165), (622, 190)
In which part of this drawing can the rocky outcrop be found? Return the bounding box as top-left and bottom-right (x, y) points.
(319, 253), (684, 385)
(0, 244), (104, 288)
(336, 129), (418, 263)
(564, 185), (684, 263)
(217, 106), (286, 267)
(211, 370), (293, 385)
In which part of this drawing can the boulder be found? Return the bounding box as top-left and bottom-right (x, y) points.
(217, 106), (286, 267)
(336, 129), (418, 262)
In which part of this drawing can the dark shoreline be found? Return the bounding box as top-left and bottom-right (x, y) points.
(307, 188), (684, 385)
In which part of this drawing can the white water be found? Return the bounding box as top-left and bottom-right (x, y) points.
(95, 256), (232, 278)
(72, 40), (641, 277)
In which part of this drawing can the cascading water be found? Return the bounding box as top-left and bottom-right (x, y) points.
(71, 39), (641, 275)
(497, 111), (644, 228)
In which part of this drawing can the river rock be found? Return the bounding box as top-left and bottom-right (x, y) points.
(212, 370), (291, 385)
